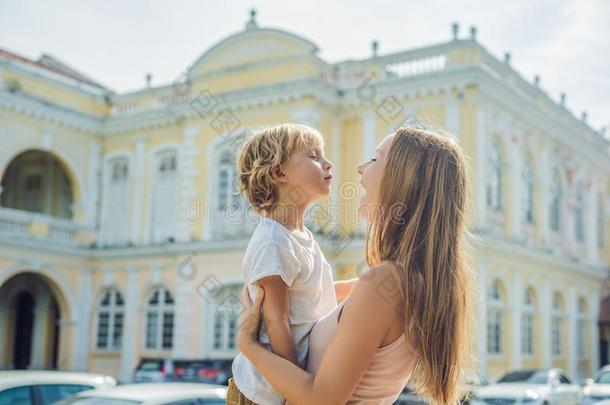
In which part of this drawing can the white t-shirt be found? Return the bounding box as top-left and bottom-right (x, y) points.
(231, 216), (337, 405)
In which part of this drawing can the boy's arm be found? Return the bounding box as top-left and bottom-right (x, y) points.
(256, 275), (299, 365)
(333, 277), (359, 301)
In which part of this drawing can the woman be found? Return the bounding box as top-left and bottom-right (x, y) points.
(237, 127), (476, 405)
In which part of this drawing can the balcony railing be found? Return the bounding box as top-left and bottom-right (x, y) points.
(0, 206), (94, 247)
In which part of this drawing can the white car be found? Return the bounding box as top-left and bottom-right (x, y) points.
(581, 365), (610, 404)
(60, 382), (227, 405)
(471, 369), (582, 405)
(0, 370), (116, 405)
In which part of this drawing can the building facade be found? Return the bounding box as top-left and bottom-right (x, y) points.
(1, 12), (609, 382)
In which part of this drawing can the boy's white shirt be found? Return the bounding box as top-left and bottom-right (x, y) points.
(231, 216), (337, 405)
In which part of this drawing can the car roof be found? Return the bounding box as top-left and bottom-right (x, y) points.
(0, 370), (116, 390)
(77, 382), (226, 402)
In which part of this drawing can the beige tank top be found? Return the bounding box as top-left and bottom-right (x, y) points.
(306, 301), (415, 404)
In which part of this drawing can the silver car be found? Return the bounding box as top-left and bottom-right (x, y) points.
(581, 365), (610, 404)
(471, 369), (582, 405)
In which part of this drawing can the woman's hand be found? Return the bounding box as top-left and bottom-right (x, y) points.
(237, 284), (265, 352)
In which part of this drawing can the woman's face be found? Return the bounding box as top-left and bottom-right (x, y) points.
(356, 133), (394, 221)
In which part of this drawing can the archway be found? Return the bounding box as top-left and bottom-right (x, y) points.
(0, 150), (75, 219)
(0, 273), (64, 369)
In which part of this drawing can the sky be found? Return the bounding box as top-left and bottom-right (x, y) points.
(1, 0), (609, 130)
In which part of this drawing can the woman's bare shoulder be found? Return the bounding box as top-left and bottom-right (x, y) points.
(344, 261), (403, 323)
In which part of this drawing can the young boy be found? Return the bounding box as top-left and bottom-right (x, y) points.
(228, 123), (356, 405)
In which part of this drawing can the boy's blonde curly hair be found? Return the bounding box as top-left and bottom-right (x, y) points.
(237, 123), (324, 215)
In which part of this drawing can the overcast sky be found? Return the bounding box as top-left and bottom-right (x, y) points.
(1, 0), (608, 129)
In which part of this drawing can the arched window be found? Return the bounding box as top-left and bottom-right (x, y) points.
(577, 298), (587, 358)
(550, 170), (563, 232)
(96, 289), (124, 349)
(551, 293), (564, 356)
(521, 288), (535, 356)
(210, 138), (255, 239)
(145, 287), (174, 350)
(211, 285), (242, 354)
(103, 157), (130, 246)
(487, 280), (504, 355)
(217, 151), (240, 211)
(486, 140), (503, 211)
(522, 156), (535, 224)
(574, 184), (585, 243)
(151, 149), (178, 244)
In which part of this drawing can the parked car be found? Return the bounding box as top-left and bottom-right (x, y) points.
(133, 358), (177, 383)
(581, 365), (610, 404)
(471, 369), (582, 405)
(0, 370), (116, 405)
(394, 373), (488, 405)
(173, 360), (232, 386)
(462, 374), (489, 404)
(58, 382), (227, 405)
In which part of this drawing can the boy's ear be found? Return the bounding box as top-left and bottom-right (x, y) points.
(270, 164), (288, 183)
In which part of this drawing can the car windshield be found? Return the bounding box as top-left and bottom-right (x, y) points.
(596, 371), (610, 384)
(138, 361), (161, 371)
(498, 371), (548, 384)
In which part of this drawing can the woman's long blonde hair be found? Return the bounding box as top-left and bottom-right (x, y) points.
(365, 127), (476, 405)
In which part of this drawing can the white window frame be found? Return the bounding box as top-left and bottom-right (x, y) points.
(486, 140), (503, 212)
(550, 170), (563, 233)
(101, 155), (131, 246)
(144, 287), (175, 350)
(95, 289), (124, 350)
(487, 280), (504, 355)
(551, 293), (563, 357)
(521, 288), (535, 356)
(574, 184), (585, 243)
(577, 299), (587, 358)
(150, 148), (179, 244)
(209, 284), (242, 358)
(522, 156), (535, 225)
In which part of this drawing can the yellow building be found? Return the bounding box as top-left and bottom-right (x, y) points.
(1, 12), (609, 383)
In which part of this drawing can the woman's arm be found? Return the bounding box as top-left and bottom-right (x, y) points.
(238, 264), (401, 405)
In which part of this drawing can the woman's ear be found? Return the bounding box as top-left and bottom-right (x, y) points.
(270, 164), (287, 184)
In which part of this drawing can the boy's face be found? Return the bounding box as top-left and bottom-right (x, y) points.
(280, 143), (333, 205)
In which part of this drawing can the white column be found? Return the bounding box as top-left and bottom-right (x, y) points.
(178, 126), (201, 242)
(510, 271), (523, 369)
(508, 137), (522, 239)
(474, 106), (487, 229)
(131, 138), (146, 244)
(540, 278), (552, 368)
(330, 115), (341, 208)
(478, 264), (488, 376)
(590, 292), (600, 374)
(119, 269), (139, 382)
(172, 277), (192, 359)
(539, 145), (551, 246)
(30, 291), (51, 369)
(362, 110), (376, 162)
(361, 111), (376, 234)
(586, 183), (599, 264)
(73, 268), (93, 371)
(567, 288), (578, 377)
(444, 100), (460, 138)
(86, 142), (101, 227)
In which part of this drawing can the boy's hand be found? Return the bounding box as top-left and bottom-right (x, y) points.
(333, 277), (359, 301)
(257, 275), (299, 366)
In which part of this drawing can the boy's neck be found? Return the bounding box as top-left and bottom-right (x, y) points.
(267, 203), (307, 232)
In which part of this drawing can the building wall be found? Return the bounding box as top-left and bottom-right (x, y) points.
(1, 21), (609, 383)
